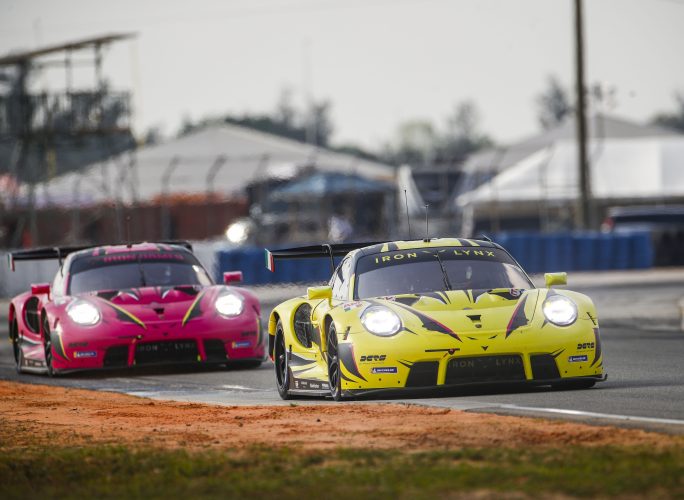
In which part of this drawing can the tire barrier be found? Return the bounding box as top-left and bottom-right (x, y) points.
(216, 232), (654, 285)
(494, 232), (653, 275)
(216, 247), (341, 285)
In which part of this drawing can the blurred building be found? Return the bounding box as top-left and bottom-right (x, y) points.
(3, 123), (397, 247)
(455, 115), (684, 235)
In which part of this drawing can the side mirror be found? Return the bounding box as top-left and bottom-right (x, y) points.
(544, 272), (567, 288)
(223, 271), (243, 285)
(31, 283), (51, 296)
(307, 285), (332, 302)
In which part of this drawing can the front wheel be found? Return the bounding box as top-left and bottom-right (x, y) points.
(42, 314), (57, 377)
(274, 322), (290, 400)
(327, 322), (344, 401)
(10, 319), (22, 373)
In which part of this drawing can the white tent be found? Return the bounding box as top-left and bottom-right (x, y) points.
(456, 136), (684, 207)
(31, 123), (396, 207)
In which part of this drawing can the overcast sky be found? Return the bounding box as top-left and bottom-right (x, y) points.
(1, 0), (683, 149)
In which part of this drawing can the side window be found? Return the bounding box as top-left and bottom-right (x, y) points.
(330, 262), (344, 300)
(332, 258), (352, 301)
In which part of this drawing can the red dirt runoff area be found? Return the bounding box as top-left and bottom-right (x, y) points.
(0, 381), (678, 451)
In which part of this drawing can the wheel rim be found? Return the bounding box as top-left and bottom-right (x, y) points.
(327, 324), (340, 395)
(43, 317), (53, 372)
(275, 330), (287, 390)
(11, 321), (19, 363)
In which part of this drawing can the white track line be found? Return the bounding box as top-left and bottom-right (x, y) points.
(494, 404), (684, 426)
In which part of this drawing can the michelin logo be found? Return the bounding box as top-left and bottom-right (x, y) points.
(371, 367), (398, 374)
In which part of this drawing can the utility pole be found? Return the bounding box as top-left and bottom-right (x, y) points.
(574, 0), (592, 229)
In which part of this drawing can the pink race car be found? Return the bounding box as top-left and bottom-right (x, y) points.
(8, 241), (265, 375)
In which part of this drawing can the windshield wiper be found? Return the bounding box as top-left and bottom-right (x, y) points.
(136, 254), (147, 287)
(434, 253), (452, 291)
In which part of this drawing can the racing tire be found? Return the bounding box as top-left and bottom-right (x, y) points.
(327, 322), (344, 402)
(10, 319), (21, 366)
(274, 322), (291, 400)
(12, 320), (24, 374)
(42, 314), (58, 378)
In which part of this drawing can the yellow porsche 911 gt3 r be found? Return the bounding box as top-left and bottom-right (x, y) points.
(265, 238), (605, 400)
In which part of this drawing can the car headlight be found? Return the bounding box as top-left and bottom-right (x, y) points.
(215, 291), (244, 317)
(361, 305), (402, 337)
(67, 299), (101, 326)
(542, 295), (578, 326)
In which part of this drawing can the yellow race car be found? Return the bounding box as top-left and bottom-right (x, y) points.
(266, 238), (605, 400)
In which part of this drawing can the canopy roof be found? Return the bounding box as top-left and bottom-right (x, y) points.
(461, 114), (679, 179)
(457, 136), (684, 206)
(270, 172), (392, 200)
(32, 123), (396, 207)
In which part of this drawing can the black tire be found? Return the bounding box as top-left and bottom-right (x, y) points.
(42, 314), (57, 377)
(274, 322), (290, 400)
(11, 319), (24, 374)
(10, 319), (20, 364)
(327, 322), (344, 401)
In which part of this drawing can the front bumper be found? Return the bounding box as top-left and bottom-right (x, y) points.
(343, 373), (607, 398)
(50, 312), (265, 372)
(338, 322), (603, 392)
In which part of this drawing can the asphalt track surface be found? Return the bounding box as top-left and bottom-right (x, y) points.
(2, 279), (684, 433)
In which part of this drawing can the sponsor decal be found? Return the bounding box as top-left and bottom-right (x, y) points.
(232, 341), (251, 349)
(373, 252), (419, 264)
(241, 330), (256, 337)
(451, 356), (522, 369)
(342, 301), (364, 312)
(376, 296), (397, 302)
(296, 379), (330, 390)
(371, 366), (398, 374)
(451, 249), (495, 257)
(577, 342), (595, 350)
(74, 350), (97, 358)
(25, 358), (46, 367)
(360, 354), (386, 362)
(568, 355), (588, 363)
(68, 341), (89, 348)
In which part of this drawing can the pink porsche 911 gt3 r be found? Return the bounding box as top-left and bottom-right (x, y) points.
(8, 241), (265, 375)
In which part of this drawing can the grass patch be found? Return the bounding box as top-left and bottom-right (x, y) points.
(0, 444), (682, 499)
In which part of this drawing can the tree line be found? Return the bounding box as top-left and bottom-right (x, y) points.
(161, 78), (684, 167)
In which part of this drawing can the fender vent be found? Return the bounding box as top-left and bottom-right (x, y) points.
(204, 339), (227, 362)
(293, 304), (313, 348)
(103, 345), (129, 368)
(405, 361), (439, 387)
(530, 354), (560, 380)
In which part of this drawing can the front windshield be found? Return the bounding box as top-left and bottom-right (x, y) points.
(68, 251), (213, 295)
(354, 247), (532, 299)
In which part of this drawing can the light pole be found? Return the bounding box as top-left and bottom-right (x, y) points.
(574, 0), (592, 229)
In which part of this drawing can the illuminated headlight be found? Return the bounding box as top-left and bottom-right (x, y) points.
(542, 295), (578, 326)
(215, 292), (244, 317)
(361, 306), (402, 337)
(66, 300), (101, 326)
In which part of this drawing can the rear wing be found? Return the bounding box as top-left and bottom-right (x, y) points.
(8, 246), (90, 271)
(265, 241), (384, 273)
(8, 240), (194, 271)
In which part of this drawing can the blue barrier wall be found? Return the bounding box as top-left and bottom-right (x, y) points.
(217, 247), (340, 285)
(494, 231), (653, 274)
(216, 232), (653, 285)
